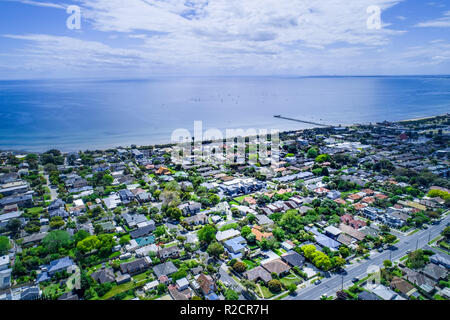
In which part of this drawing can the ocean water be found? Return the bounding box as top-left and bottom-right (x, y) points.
(0, 76), (449, 152)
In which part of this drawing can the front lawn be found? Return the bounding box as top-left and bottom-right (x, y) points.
(242, 259), (258, 270)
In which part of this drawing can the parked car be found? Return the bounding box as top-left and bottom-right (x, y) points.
(351, 277), (359, 283)
(406, 249), (412, 254)
(314, 280), (322, 285)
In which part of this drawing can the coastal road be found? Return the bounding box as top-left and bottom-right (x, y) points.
(286, 213), (449, 300)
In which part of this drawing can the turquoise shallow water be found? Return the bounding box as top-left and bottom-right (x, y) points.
(0, 76), (449, 152)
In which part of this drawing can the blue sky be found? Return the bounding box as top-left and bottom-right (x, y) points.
(0, 0), (450, 79)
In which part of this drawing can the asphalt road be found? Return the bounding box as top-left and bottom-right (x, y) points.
(286, 213), (449, 300)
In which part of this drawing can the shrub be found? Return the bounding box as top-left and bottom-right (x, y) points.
(233, 261), (247, 273)
(268, 279), (282, 293)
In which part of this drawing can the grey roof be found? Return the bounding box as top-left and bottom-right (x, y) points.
(129, 223), (156, 239)
(91, 268), (115, 284)
(153, 261), (178, 278)
(281, 250), (305, 268)
(244, 266), (272, 283)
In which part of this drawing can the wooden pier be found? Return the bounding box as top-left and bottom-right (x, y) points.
(274, 115), (330, 127)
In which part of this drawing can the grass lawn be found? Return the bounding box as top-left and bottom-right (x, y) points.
(243, 259), (258, 270)
(279, 272), (301, 287)
(27, 207), (44, 215)
(259, 285), (275, 299)
(42, 282), (70, 299)
(273, 248), (286, 256)
(274, 292), (290, 300)
(233, 195), (248, 203)
(100, 277), (149, 300)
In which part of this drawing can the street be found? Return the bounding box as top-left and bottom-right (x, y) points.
(286, 213), (450, 300)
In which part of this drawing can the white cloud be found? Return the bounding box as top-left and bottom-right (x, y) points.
(5, 0), (450, 77)
(416, 11), (450, 27)
(6, 0), (66, 9)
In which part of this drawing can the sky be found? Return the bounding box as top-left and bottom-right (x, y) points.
(0, 0), (450, 79)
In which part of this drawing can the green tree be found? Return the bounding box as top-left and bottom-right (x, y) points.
(288, 283), (297, 295)
(333, 256), (346, 269)
(207, 242), (224, 257)
(225, 289), (239, 300)
(77, 235), (101, 253)
(154, 226), (166, 238)
(241, 226), (252, 238)
(0, 236), (11, 256)
(315, 154), (330, 163)
(198, 225), (217, 244)
(268, 279), (282, 293)
(42, 230), (71, 253)
(233, 261), (247, 273)
(307, 147), (318, 159)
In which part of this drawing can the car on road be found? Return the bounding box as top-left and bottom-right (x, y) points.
(314, 280), (322, 285)
(352, 277), (359, 283)
(377, 247), (384, 253)
(337, 268), (347, 275)
(406, 249), (412, 254)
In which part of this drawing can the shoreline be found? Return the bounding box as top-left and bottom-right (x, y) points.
(1, 113), (448, 155)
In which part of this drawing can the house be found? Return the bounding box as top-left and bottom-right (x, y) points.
(122, 213), (148, 228)
(157, 246), (180, 261)
(0, 285), (41, 300)
(153, 261), (178, 278)
(196, 273), (216, 296)
(362, 207), (379, 220)
(339, 223), (366, 241)
(243, 266), (272, 284)
(0, 256), (9, 271)
(178, 201), (202, 216)
(47, 257), (76, 276)
(116, 273), (131, 285)
(383, 209), (409, 228)
(251, 226), (273, 242)
(0, 194), (33, 208)
(90, 268), (115, 284)
(281, 250), (305, 268)
(223, 236), (246, 259)
(120, 257), (151, 275)
(143, 280), (159, 292)
(421, 263), (448, 281)
(429, 254), (450, 269)
(136, 192), (152, 203)
(390, 276), (415, 297)
(336, 233), (355, 246)
(21, 232), (47, 246)
(403, 268), (435, 287)
(262, 258), (291, 277)
(216, 229), (240, 242)
(280, 240), (294, 251)
(327, 190), (341, 200)
(358, 291), (380, 300)
(0, 268), (12, 290)
(118, 189), (135, 203)
(173, 278), (189, 292)
(184, 214), (208, 226)
(129, 223), (156, 239)
(324, 226), (342, 239)
(371, 284), (398, 300)
(255, 214), (274, 226)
